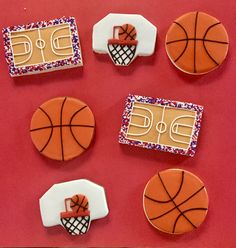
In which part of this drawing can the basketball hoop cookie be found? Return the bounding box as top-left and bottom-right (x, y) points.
(93, 13), (157, 66)
(2, 17), (82, 76)
(30, 97), (95, 161)
(165, 12), (229, 74)
(119, 95), (203, 156)
(143, 169), (209, 234)
(40, 179), (109, 235)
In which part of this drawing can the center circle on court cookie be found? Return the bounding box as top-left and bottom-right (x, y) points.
(36, 38), (46, 49)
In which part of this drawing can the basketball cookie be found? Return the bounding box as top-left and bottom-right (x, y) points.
(30, 97), (95, 161)
(40, 179), (109, 235)
(165, 12), (229, 74)
(143, 169), (209, 234)
(93, 13), (157, 66)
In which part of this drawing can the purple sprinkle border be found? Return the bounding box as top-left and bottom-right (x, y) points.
(2, 16), (82, 76)
(118, 94), (204, 157)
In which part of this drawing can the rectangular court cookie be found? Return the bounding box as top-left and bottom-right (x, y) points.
(2, 17), (82, 76)
(119, 95), (204, 156)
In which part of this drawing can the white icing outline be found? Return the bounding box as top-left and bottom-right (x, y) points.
(9, 23), (74, 68)
(126, 101), (197, 150)
(156, 106), (166, 144)
(37, 29), (45, 62)
(127, 105), (153, 137)
(51, 26), (73, 56)
(10, 34), (33, 66)
(170, 115), (196, 145)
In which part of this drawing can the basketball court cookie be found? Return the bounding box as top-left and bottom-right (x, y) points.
(3, 17), (83, 76)
(119, 94), (203, 157)
(93, 13), (157, 66)
(165, 12), (229, 74)
(40, 179), (109, 235)
(143, 169), (209, 234)
(30, 96), (95, 161)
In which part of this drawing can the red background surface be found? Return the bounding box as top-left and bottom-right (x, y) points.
(0, 0), (235, 247)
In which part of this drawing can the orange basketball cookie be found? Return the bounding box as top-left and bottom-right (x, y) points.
(165, 12), (229, 74)
(30, 97), (95, 161)
(143, 169), (209, 234)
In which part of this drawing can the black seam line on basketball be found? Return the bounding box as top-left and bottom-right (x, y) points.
(125, 27), (136, 40)
(149, 185), (205, 221)
(172, 207), (208, 233)
(79, 196), (85, 213)
(38, 107), (54, 153)
(172, 22), (189, 63)
(193, 12), (199, 73)
(157, 171), (197, 230)
(144, 171), (184, 203)
(70, 197), (88, 211)
(69, 195), (80, 209)
(166, 38), (228, 45)
(69, 105), (88, 150)
(202, 22), (222, 66)
(60, 97), (67, 161)
(119, 25), (136, 40)
(30, 124), (95, 132)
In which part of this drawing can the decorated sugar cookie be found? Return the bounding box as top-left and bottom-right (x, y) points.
(165, 12), (229, 74)
(60, 194), (91, 235)
(3, 17), (82, 76)
(30, 97), (95, 161)
(143, 169), (209, 234)
(93, 13), (157, 66)
(40, 179), (109, 235)
(119, 95), (203, 156)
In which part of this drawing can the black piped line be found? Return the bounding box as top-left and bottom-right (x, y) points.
(60, 97), (67, 161)
(70, 195), (88, 212)
(193, 12), (199, 73)
(166, 38), (228, 45)
(119, 25), (136, 40)
(172, 207), (208, 233)
(38, 107), (53, 152)
(149, 185), (205, 221)
(144, 171), (184, 203)
(69, 105), (89, 150)
(172, 22), (189, 63)
(202, 22), (222, 66)
(30, 124), (95, 132)
(79, 196), (85, 213)
(157, 172), (197, 230)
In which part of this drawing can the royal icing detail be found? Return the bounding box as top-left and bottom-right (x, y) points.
(40, 179), (109, 235)
(143, 169), (209, 234)
(3, 17), (82, 76)
(60, 194), (91, 235)
(119, 95), (204, 156)
(93, 13), (157, 66)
